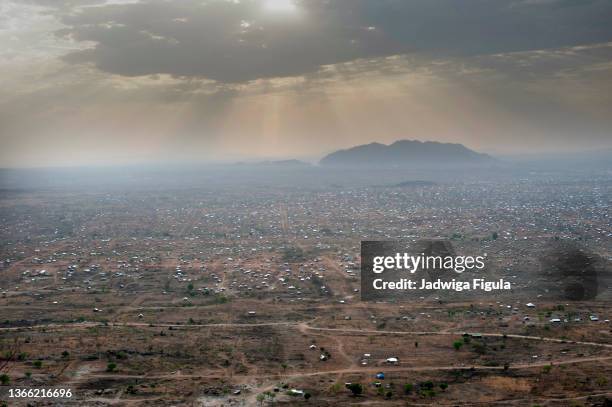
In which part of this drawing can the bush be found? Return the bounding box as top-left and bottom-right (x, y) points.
(420, 381), (434, 390)
(453, 340), (463, 351)
(0, 374), (9, 385)
(329, 383), (342, 394)
(304, 392), (311, 400)
(346, 382), (363, 396)
(420, 389), (436, 397)
(33, 360), (43, 369)
(440, 382), (448, 391)
(107, 362), (117, 372)
(404, 383), (413, 394)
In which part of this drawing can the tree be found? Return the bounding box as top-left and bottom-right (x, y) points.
(0, 374), (9, 385)
(346, 383), (363, 396)
(453, 340), (463, 351)
(33, 360), (43, 369)
(439, 382), (448, 391)
(304, 392), (311, 401)
(404, 383), (413, 394)
(107, 362), (117, 372)
(420, 381), (434, 390)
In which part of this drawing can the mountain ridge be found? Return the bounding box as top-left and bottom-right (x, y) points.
(320, 140), (493, 167)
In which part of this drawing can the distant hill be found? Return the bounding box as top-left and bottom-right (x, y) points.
(320, 140), (493, 167)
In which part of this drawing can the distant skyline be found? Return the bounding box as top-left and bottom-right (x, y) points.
(2, 0), (612, 168)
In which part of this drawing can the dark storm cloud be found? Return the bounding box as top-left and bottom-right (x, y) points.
(56, 0), (612, 83)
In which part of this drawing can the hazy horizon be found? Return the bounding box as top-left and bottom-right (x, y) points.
(2, 0), (612, 168)
(1, 142), (611, 170)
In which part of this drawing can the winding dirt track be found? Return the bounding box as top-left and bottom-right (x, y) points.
(2, 319), (611, 349)
(68, 354), (612, 382)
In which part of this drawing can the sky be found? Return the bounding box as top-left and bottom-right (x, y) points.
(1, 0), (612, 167)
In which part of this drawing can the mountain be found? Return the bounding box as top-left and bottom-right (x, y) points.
(320, 140), (493, 167)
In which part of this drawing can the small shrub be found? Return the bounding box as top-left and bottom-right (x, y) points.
(329, 383), (342, 393)
(346, 382), (363, 396)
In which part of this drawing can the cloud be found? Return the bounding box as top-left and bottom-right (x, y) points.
(50, 0), (612, 83)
